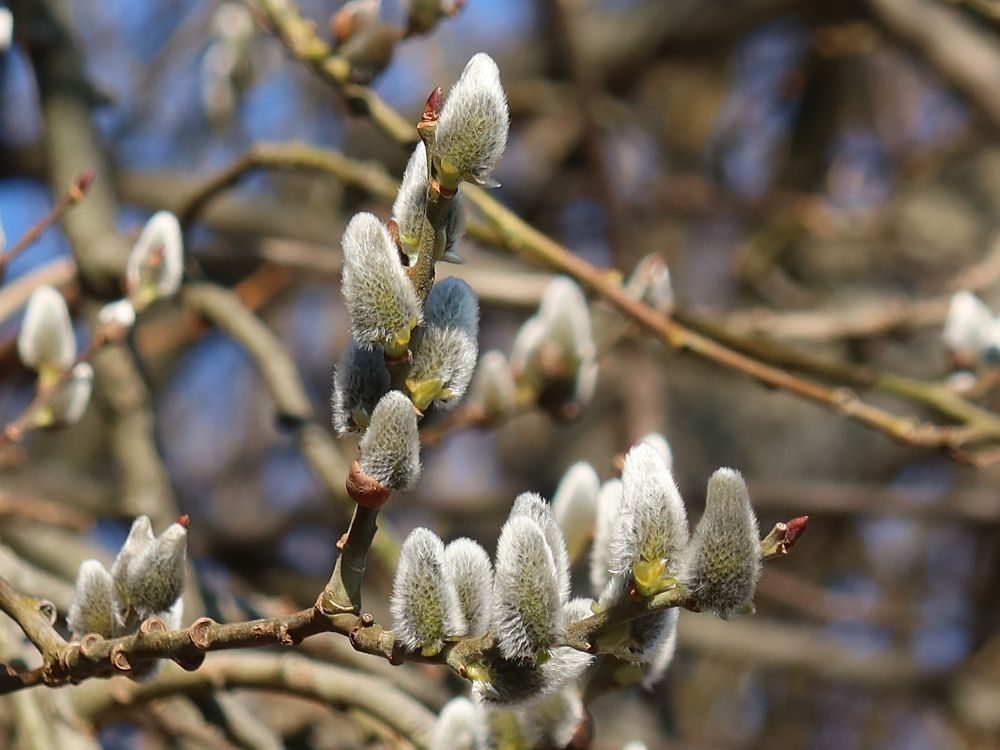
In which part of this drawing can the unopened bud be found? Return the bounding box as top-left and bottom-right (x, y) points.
(391, 528), (466, 655)
(468, 350), (517, 419)
(552, 461), (600, 564)
(126, 211), (184, 309)
(341, 213), (422, 356)
(42, 362), (93, 426)
(625, 254), (674, 314)
(942, 290), (994, 361)
(359, 391), (421, 491)
(445, 537), (493, 636)
(681, 468), (761, 619)
(510, 492), (570, 603)
(431, 697), (487, 750)
(407, 278), (479, 410)
(331, 341), (390, 435)
(434, 53), (509, 190)
(608, 443), (688, 598)
(589, 478), (622, 597)
(67, 560), (116, 639)
(392, 143), (429, 262)
(18, 286), (75, 380)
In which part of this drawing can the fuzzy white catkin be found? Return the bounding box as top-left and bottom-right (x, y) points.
(552, 461), (600, 564)
(126, 211), (184, 305)
(520, 685), (584, 750)
(434, 53), (509, 188)
(539, 277), (596, 366)
(340, 213), (422, 352)
(943, 290), (994, 359)
(18, 285), (76, 375)
(0, 9), (12, 53)
(445, 538), (494, 636)
(408, 277), (479, 410)
(67, 560), (116, 639)
(331, 341), (390, 435)
(392, 142), (429, 261)
(622, 743), (651, 750)
(123, 521), (187, 621)
(589, 478), (622, 597)
(358, 390), (421, 490)
(681, 468), (761, 619)
(111, 516), (155, 604)
(46, 363), (94, 425)
(469, 350), (517, 418)
(638, 432), (673, 472)
(608, 443), (688, 584)
(431, 697), (487, 750)
(97, 299), (137, 329)
(510, 493), (570, 605)
(625, 254), (674, 314)
(391, 528), (466, 654)
(492, 513), (564, 661)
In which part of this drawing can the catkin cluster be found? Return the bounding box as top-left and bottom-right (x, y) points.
(331, 53), (512, 494)
(416, 434), (765, 749)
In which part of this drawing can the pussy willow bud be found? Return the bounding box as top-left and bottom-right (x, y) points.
(391, 528), (466, 655)
(445, 538), (493, 636)
(18, 285), (75, 380)
(521, 686), (585, 750)
(67, 560), (116, 639)
(331, 341), (391, 435)
(511, 492), (570, 604)
(341, 213), (421, 356)
(469, 350), (517, 418)
(126, 211), (184, 309)
(638, 432), (673, 472)
(589, 478), (621, 597)
(492, 514), (564, 661)
(625, 254), (674, 314)
(512, 277), (597, 414)
(359, 391), (421, 490)
(392, 143), (429, 262)
(622, 742), (651, 750)
(122, 521), (187, 621)
(434, 53), (509, 189)
(681, 468), (761, 619)
(943, 290), (994, 360)
(111, 515), (154, 606)
(42, 363), (93, 427)
(0, 10), (12, 53)
(407, 278), (479, 411)
(608, 443), (688, 598)
(431, 697), (487, 750)
(552, 461), (600, 564)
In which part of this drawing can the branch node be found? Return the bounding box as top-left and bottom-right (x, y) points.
(109, 645), (132, 673)
(188, 617), (217, 650)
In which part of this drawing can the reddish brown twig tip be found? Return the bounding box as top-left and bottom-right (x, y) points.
(761, 516), (810, 560)
(76, 169), (96, 193)
(784, 515), (809, 545)
(421, 87), (443, 123)
(176, 514), (190, 528)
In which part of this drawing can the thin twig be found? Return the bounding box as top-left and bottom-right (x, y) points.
(0, 171), (94, 279)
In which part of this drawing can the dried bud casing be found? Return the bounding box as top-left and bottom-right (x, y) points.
(340, 213), (422, 356)
(359, 390), (421, 491)
(608, 443), (688, 597)
(407, 278), (479, 410)
(469, 350), (517, 418)
(434, 53), (509, 189)
(67, 560), (116, 639)
(552, 461), (600, 564)
(126, 211), (184, 308)
(391, 528), (466, 655)
(392, 143), (429, 262)
(681, 468), (761, 618)
(943, 290), (994, 360)
(331, 341), (390, 435)
(431, 697), (487, 750)
(492, 513), (564, 661)
(589, 479), (622, 597)
(445, 538), (494, 636)
(18, 286), (75, 379)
